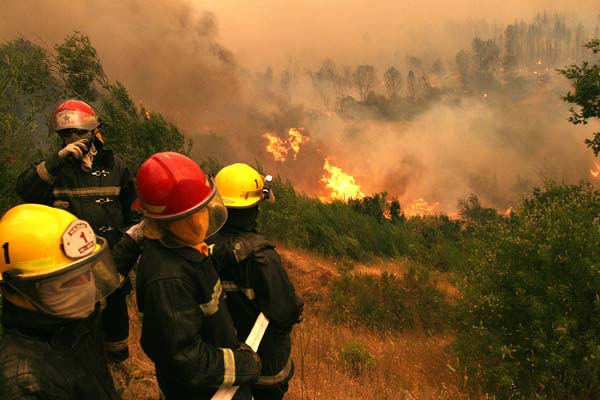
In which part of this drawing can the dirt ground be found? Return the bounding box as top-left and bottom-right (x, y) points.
(116, 246), (469, 400)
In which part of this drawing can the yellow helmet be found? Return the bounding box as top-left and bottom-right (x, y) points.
(0, 204), (119, 318)
(215, 163), (272, 208)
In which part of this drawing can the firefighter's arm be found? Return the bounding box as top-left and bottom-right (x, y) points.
(119, 164), (140, 227)
(15, 162), (56, 205)
(111, 231), (143, 277)
(253, 248), (304, 329)
(142, 278), (260, 387)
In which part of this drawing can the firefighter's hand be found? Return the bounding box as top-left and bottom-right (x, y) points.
(235, 342), (262, 376)
(58, 139), (88, 160)
(126, 221), (145, 245)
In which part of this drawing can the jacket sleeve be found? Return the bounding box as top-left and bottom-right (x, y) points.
(141, 277), (259, 388)
(118, 164), (139, 227)
(252, 248), (304, 329)
(110, 234), (142, 277)
(15, 153), (65, 204)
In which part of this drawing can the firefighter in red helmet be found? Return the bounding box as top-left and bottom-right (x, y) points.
(134, 152), (260, 400)
(16, 99), (138, 362)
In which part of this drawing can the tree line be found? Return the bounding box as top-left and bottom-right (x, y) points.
(0, 32), (190, 213)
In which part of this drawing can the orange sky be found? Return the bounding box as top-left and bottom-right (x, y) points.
(201, 0), (599, 68)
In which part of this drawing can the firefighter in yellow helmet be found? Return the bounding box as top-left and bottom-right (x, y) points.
(0, 204), (120, 400)
(208, 163), (304, 400)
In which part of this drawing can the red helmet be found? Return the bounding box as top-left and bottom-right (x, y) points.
(54, 100), (99, 132)
(135, 152), (227, 236)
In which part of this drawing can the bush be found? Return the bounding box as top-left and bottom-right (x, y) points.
(330, 269), (452, 333)
(340, 339), (374, 377)
(455, 182), (600, 399)
(259, 176), (411, 261)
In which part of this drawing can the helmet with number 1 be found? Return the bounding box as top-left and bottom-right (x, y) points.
(215, 163), (272, 208)
(54, 99), (100, 132)
(0, 204), (119, 318)
(134, 152), (228, 239)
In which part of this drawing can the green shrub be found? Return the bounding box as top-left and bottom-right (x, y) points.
(405, 215), (463, 271)
(330, 269), (452, 332)
(340, 339), (374, 377)
(455, 182), (600, 399)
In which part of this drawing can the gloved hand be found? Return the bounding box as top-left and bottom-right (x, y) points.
(125, 221), (145, 245)
(234, 342), (262, 380)
(58, 139), (88, 160)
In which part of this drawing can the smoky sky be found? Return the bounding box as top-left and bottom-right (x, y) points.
(1, 0), (599, 212)
(203, 0), (600, 68)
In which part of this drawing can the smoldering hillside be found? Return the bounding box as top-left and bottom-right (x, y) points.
(2, 0), (598, 212)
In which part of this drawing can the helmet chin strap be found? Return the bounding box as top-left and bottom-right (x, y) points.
(1, 286), (38, 313)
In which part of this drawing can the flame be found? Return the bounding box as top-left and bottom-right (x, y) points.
(403, 198), (438, 218)
(503, 207), (513, 217)
(321, 159), (364, 201)
(288, 128), (310, 156)
(144, 111), (152, 120)
(591, 162), (600, 179)
(263, 128), (309, 162)
(263, 132), (288, 162)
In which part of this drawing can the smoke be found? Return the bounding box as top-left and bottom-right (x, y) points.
(1, 0), (598, 212)
(205, 0), (600, 69)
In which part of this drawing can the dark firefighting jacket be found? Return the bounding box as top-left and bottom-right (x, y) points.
(0, 301), (118, 400)
(136, 239), (260, 400)
(209, 228), (304, 390)
(16, 147), (137, 247)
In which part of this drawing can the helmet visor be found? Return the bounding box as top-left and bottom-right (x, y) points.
(54, 109), (99, 132)
(205, 189), (228, 239)
(5, 237), (119, 318)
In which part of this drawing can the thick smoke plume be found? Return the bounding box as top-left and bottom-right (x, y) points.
(1, 0), (598, 212)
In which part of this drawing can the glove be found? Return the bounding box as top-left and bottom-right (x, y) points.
(125, 221), (145, 245)
(58, 139), (88, 160)
(234, 342), (262, 380)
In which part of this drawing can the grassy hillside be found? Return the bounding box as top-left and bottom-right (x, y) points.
(116, 246), (470, 400)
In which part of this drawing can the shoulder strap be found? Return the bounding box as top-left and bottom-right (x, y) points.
(232, 232), (274, 263)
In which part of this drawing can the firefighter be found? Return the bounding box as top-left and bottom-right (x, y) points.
(134, 152), (261, 399)
(208, 163), (304, 400)
(0, 204), (121, 399)
(15, 99), (137, 362)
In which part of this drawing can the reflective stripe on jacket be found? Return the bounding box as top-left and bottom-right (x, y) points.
(136, 239), (259, 400)
(209, 230), (304, 389)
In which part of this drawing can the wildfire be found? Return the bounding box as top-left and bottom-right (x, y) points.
(590, 162), (600, 179)
(263, 128), (310, 162)
(288, 128), (310, 155)
(403, 198), (438, 218)
(503, 207), (513, 217)
(321, 159), (364, 201)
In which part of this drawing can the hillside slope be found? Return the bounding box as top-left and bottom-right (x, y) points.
(116, 246), (469, 400)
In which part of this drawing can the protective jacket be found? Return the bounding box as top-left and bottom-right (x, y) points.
(209, 227), (304, 399)
(0, 300), (118, 400)
(16, 145), (137, 358)
(136, 239), (260, 400)
(16, 147), (137, 247)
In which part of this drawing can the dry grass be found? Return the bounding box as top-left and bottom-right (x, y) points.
(118, 245), (473, 399)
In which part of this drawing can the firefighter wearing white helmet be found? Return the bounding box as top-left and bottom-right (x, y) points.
(208, 163), (304, 400)
(16, 99), (138, 362)
(0, 204), (120, 400)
